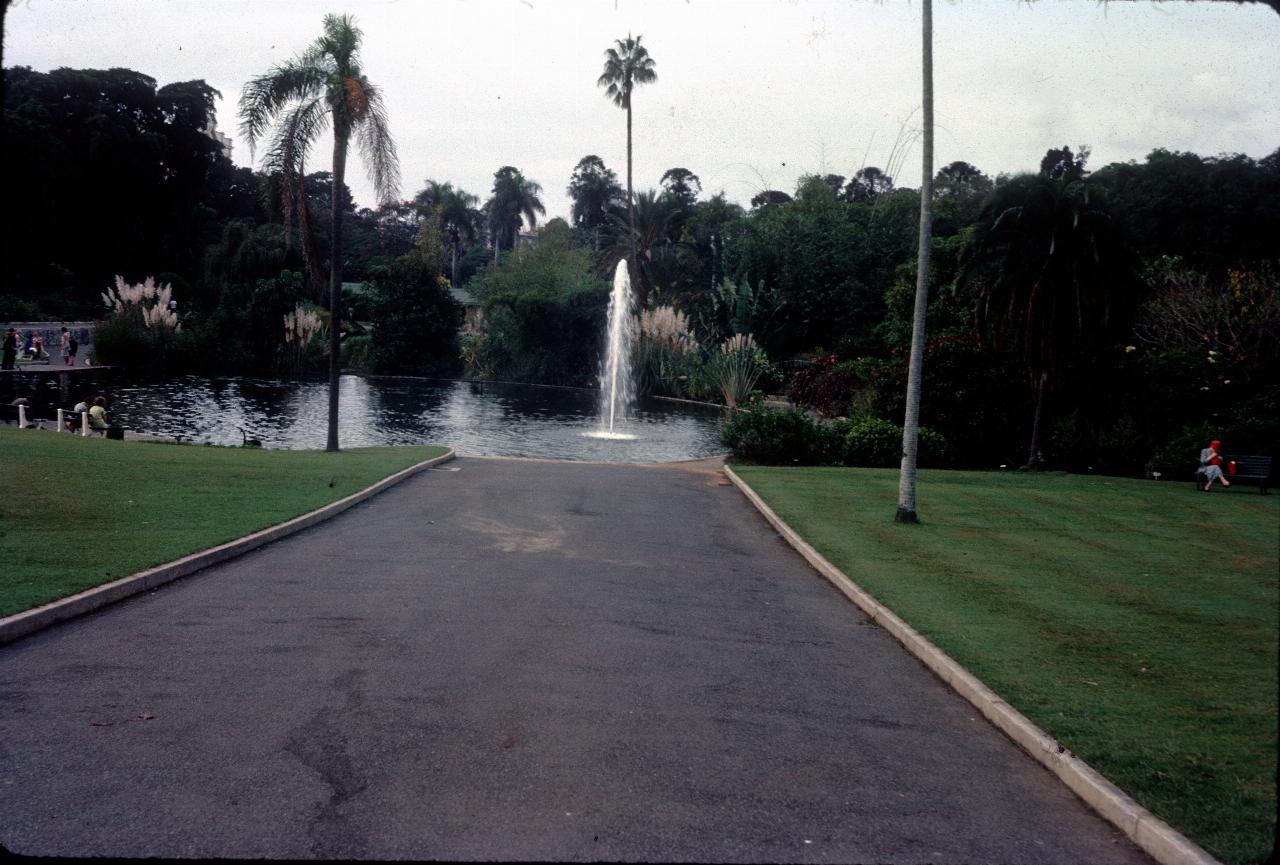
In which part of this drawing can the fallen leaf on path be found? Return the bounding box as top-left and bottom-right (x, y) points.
(90, 721), (114, 727)
(502, 737), (517, 749)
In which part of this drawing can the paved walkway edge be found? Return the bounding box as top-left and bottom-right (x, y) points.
(0, 449), (456, 648)
(723, 465), (1222, 865)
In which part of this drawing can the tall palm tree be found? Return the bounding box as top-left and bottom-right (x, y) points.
(597, 34), (657, 284)
(240, 13), (400, 452)
(416, 180), (481, 285)
(484, 166), (545, 260)
(957, 170), (1138, 470)
(896, 0), (933, 524)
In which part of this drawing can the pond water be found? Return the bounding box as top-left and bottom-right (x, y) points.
(3, 372), (727, 463)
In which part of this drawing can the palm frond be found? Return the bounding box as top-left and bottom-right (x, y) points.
(322, 13), (362, 70)
(352, 79), (400, 205)
(238, 61), (327, 155)
(262, 97), (329, 179)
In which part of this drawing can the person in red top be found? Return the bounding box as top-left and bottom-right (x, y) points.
(1198, 439), (1231, 491)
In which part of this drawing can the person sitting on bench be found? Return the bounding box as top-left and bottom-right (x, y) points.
(1198, 439), (1231, 492)
(88, 396), (110, 434)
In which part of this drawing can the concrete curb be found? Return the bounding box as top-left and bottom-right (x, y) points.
(722, 465), (1223, 865)
(0, 449), (456, 648)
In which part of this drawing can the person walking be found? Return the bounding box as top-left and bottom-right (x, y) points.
(60, 328), (72, 366)
(1, 328), (16, 370)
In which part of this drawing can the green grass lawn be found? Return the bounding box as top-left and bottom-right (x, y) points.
(732, 465), (1277, 865)
(0, 427), (447, 617)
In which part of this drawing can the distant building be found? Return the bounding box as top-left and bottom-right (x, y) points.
(515, 227), (538, 249)
(201, 120), (233, 160)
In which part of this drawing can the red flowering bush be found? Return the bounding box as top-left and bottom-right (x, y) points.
(788, 354), (869, 417)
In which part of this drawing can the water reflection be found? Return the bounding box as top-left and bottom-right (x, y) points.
(3, 372), (726, 463)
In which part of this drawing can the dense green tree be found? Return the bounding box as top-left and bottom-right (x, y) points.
(240, 12), (401, 451)
(1092, 147), (1280, 274)
(732, 177), (868, 358)
(3, 67), (228, 314)
(416, 179), (482, 284)
(958, 163), (1140, 468)
(567, 155), (624, 253)
(749, 190), (792, 209)
(1039, 145), (1090, 181)
(598, 34), (657, 277)
(484, 166), (545, 257)
(468, 232), (609, 386)
(844, 166), (894, 205)
(366, 211), (460, 375)
(685, 192), (746, 297)
(932, 160), (993, 237)
(659, 167), (701, 245)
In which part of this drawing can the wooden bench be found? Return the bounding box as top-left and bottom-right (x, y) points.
(1195, 454), (1272, 494)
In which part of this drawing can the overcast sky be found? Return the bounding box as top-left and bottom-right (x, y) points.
(8, 0), (1278, 222)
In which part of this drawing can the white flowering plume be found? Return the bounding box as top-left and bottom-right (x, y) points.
(720, 332), (756, 355)
(102, 276), (180, 332)
(284, 304), (323, 346)
(637, 306), (697, 354)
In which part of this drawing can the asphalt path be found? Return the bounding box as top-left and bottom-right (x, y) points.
(0, 456), (1153, 863)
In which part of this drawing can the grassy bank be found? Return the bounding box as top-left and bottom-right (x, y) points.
(0, 427), (447, 617)
(731, 465), (1277, 865)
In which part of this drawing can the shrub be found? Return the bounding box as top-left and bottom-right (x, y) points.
(722, 407), (952, 469)
(91, 316), (151, 367)
(811, 361), (864, 417)
(788, 354), (874, 418)
(841, 417), (902, 467)
(721, 408), (820, 464)
(917, 426), (952, 468)
(789, 354), (836, 408)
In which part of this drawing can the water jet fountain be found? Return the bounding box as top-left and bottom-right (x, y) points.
(583, 260), (637, 441)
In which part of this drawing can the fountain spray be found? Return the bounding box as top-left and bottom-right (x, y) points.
(592, 260), (636, 438)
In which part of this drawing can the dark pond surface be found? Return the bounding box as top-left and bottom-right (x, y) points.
(3, 371), (728, 463)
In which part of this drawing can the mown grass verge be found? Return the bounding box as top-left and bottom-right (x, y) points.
(731, 465), (1277, 865)
(0, 427), (447, 617)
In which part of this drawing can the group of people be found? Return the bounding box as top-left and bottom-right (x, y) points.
(64, 395), (110, 434)
(1, 327), (80, 369)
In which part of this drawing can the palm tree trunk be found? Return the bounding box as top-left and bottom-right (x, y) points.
(710, 232), (720, 291)
(895, 0), (933, 524)
(327, 130), (348, 452)
(626, 101), (636, 288)
(1026, 371), (1048, 470)
(451, 242), (458, 286)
